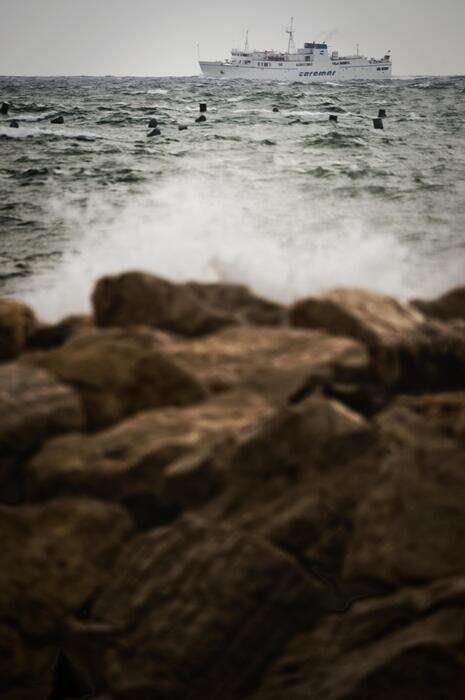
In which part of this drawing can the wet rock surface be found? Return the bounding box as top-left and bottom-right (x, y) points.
(68, 517), (327, 700)
(92, 271), (234, 336)
(412, 285), (465, 322)
(0, 298), (38, 360)
(1, 274), (465, 698)
(290, 287), (465, 394)
(0, 498), (132, 694)
(289, 288), (423, 348)
(248, 575), (465, 700)
(22, 327), (206, 429)
(164, 325), (370, 402)
(185, 281), (286, 326)
(26, 390), (272, 526)
(0, 362), (84, 497)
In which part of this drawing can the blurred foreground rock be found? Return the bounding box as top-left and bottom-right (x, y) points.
(26, 390), (272, 527)
(164, 325), (369, 402)
(0, 362), (84, 499)
(291, 287), (465, 392)
(250, 575), (465, 700)
(0, 298), (37, 359)
(412, 285), (465, 322)
(68, 518), (326, 699)
(26, 314), (93, 350)
(0, 498), (131, 695)
(92, 271), (235, 335)
(0, 275), (465, 698)
(22, 327), (206, 429)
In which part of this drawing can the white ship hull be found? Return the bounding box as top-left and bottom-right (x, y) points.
(200, 61), (392, 82)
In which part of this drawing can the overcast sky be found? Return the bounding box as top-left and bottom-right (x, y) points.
(1, 0), (464, 77)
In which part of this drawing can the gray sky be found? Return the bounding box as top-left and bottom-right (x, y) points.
(1, 0), (464, 76)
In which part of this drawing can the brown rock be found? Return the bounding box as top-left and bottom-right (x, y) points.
(250, 576), (465, 700)
(162, 446), (224, 512)
(373, 318), (465, 391)
(343, 396), (465, 586)
(68, 517), (327, 699)
(0, 362), (84, 494)
(0, 623), (54, 697)
(0, 498), (132, 690)
(166, 325), (370, 402)
(27, 314), (93, 350)
(23, 326), (206, 429)
(0, 297), (37, 360)
(229, 394), (372, 478)
(289, 288), (423, 348)
(412, 286), (465, 322)
(92, 271), (234, 336)
(202, 397), (465, 593)
(186, 281), (286, 326)
(198, 396), (378, 580)
(375, 392), (465, 448)
(290, 288), (465, 393)
(202, 457), (379, 584)
(26, 391), (272, 526)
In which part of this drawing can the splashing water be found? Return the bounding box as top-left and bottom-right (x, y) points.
(1, 75), (464, 319)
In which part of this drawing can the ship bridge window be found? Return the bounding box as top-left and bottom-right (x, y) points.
(305, 55), (310, 61)
(245, 60), (251, 64)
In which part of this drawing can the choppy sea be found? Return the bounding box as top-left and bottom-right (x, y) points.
(1, 75), (464, 320)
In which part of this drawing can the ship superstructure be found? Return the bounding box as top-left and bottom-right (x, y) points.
(200, 19), (392, 82)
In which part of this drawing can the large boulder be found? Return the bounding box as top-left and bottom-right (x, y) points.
(0, 362), (84, 497)
(23, 327), (206, 429)
(186, 281), (286, 326)
(166, 325), (370, 403)
(228, 394), (372, 478)
(249, 575), (465, 700)
(373, 318), (465, 392)
(92, 271), (234, 336)
(0, 498), (132, 693)
(198, 395), (378, 582)
(68, 517), (327, 699)
(289, 288), (423, 348)
(343, 393), (465, 586)
(290, 288), (465, 393)
(412, 286), (465, 322)
(200, 465), (378, 590)
(0, 298), (38, 360)
(26, 390), (272, 527)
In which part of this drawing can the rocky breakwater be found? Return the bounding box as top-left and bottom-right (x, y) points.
(1, 272), (465, 699)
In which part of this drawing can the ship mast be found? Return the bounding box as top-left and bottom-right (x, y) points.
(285, 17), (295, 54)
(243, 30), (249, 53)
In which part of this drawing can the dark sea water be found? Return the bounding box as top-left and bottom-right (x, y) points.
(1, 75), (464, 320)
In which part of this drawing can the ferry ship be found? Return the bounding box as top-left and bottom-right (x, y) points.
(199, 19), (392, 82)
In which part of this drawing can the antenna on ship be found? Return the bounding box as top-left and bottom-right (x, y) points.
(285, 17), (296, 54)
(244, 29), (249, 53)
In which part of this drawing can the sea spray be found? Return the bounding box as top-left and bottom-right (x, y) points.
(22, 170), (420, 320)
(1, 74), (464, 319)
